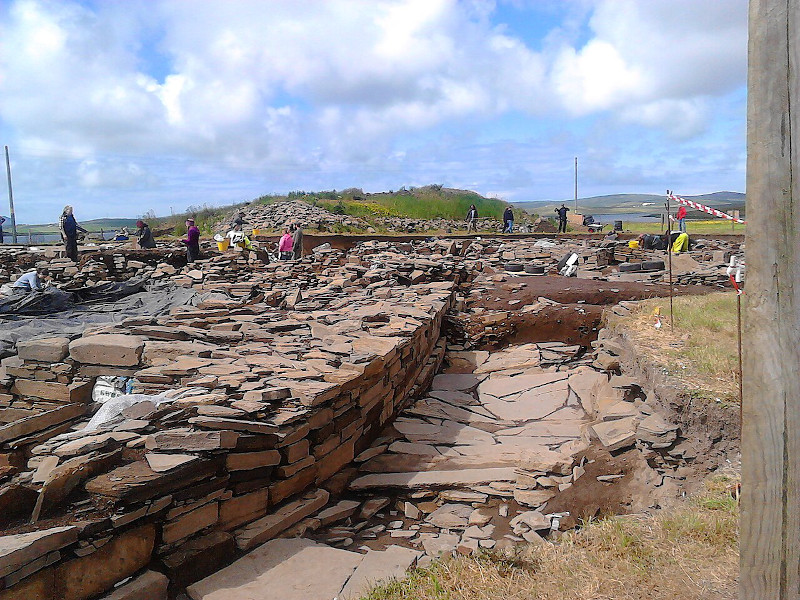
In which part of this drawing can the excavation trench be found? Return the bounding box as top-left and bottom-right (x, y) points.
(303, 276), (735, 560)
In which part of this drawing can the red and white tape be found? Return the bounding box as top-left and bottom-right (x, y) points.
(668, 194), (746, 224)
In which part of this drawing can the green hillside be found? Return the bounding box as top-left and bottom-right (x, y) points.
(278, 185), (512, 220)
(515, 191), (746, 216)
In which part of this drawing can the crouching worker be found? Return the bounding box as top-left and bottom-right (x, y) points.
(671, 231), (689, 253)
(11, 267), (47, 293)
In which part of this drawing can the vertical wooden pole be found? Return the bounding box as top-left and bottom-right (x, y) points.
(665, 191), (674, 330)
(741, 1), (800, 598)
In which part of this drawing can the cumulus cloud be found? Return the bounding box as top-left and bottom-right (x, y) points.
(548, 0), (747, 135)
(0, 0), (747, 219)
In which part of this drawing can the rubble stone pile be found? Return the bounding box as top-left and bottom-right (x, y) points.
(215, 201), (368, 233)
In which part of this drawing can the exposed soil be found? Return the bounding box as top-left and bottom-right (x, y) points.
(476, 275), (718, 311)
(544, 445), (659, 530)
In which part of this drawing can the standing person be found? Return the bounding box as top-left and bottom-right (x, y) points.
(59, 205), (87, 262)
(503, 206), (514, 233)
(555, 204), (570, 234)
(675, 205), (687, 232)
(466, 204), (478, 233)
(135, 220), (156, 249)
(278, 227), (294, 260)
(0, 215), (6, 244)
(291, 222), (304, 259)
(182, 218), (200, 263)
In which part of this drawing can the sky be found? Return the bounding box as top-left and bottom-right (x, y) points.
(0, 0), (748, 222)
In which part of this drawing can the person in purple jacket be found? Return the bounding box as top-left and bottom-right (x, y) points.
(182, 218), (200, 263)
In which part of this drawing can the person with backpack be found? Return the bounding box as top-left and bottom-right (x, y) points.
(555, 204), (570, 234)
(59, 205), (87, 262)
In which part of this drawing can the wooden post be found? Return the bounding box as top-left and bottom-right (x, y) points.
(741, 1), (800, 597)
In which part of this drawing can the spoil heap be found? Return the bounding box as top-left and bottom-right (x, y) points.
(216, 200), (368, 233)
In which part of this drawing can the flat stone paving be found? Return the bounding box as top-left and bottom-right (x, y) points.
(187, 538), (419, 600)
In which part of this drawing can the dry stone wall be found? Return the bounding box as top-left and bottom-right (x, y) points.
(0, 273), (453, 599)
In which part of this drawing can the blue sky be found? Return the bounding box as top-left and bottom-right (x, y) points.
(0, 0), (748, 223)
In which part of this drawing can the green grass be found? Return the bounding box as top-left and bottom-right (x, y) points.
(621, 220), (745, 235)
(610, 292), (741, 403)
(359, 476), (739, 600)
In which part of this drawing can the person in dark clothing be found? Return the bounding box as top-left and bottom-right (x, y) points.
(503, 207), (514, 233)
(638, 233), (666, 250)
(0, 215), (5, 244)
(232, 211), (248, 229)
(555, 204), (570, 234)
(466, 204), (478, 233)
(135, 220), (156, 249)
(291, 223), (304, 259)
(59, 205), (87, 262)
(182, 218), (200, 263)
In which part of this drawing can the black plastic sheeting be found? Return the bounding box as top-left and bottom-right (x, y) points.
(0, 279), (149, 316)
(0, 280), (203, 358)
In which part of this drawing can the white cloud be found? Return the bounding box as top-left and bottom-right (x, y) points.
(548, 0), (747, 135)
(0, 0), (747, 220)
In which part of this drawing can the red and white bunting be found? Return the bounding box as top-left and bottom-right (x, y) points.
(668, 194), (746, 224)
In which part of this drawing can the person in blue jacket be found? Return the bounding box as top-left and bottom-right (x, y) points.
(59, 206), (87, 262)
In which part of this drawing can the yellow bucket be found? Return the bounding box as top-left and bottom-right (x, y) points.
(217, 238), (230, 251)
(628, 240), (639, 249)
(252, 228), (261, 236)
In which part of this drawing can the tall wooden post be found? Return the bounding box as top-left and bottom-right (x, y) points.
(741, 1), (800, 598)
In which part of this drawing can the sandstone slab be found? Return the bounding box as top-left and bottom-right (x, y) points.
(187, 537), (360, 600)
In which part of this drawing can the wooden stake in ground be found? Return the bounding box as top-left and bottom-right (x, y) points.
(665, 191), (674, 330)
(741, 1), (800, 597)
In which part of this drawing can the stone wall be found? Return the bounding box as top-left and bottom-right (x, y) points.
(0, 281), (453, 599)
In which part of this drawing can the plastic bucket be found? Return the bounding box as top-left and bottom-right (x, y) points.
(217, 238), (230, 251)
(252, 228), (261, 236)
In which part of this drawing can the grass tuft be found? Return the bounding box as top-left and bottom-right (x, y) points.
(359, 478), (739, 600)
(608, 292), (741, 403)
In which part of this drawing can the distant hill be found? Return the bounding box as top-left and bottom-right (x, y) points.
(15, 218), (139, 234)
(514, 192), (746, 217)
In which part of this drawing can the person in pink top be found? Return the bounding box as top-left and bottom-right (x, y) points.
(278, 227), (294, 260)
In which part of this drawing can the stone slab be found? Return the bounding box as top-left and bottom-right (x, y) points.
(187, 537), (361, 600)
(69, 334), (145, 367)
(339, 545), (422, 600)
(350, 468), (517, 490)
(0, 526), (77, 578)
(98, 570), (168, 600)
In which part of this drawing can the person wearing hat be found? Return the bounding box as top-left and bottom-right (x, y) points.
(136, 220), (156, 249)
(182, 218), (200, 263)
